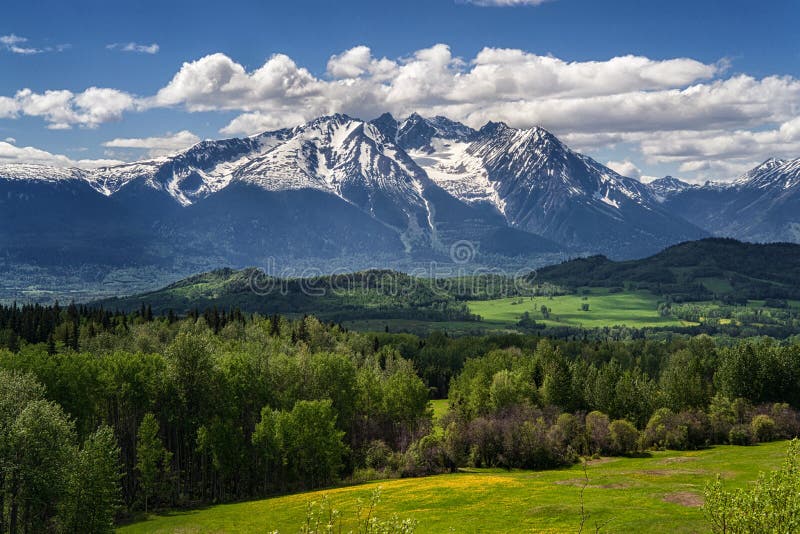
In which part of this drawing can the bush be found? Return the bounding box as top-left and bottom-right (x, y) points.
(642, 408), (679, 450)
(585, 411), (611, 455)
(770, 403), (800, 439)
(365, 440), (393, 471)
(402, 434), (451, 477)
(675, 410), (711, 449)
(704, 439), (800, 533)
(750, 414), (777, 443)
(708, 395), (736, 444)
(728, 424), (753, 446)
(609, 419), (639, 455)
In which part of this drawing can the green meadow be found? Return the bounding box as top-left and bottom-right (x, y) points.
(468, 288), (688, 329)
(119, 441), (789, 534)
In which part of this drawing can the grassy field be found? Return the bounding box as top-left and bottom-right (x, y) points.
(119, 441), (789, 534)
(468, 289), (689, 329)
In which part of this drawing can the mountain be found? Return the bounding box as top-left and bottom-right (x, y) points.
(11, 111), (800, 302)
(373, 114), (707, 257)
(0, 114), (566, 303)
(535, 238), (800, 301)
(661, 158), (800, 243)
(648, 176), (696, 200)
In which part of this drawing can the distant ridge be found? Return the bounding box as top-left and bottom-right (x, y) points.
(535, 238), (800, 301)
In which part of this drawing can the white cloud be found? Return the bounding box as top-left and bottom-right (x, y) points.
(219, 111), (307, 135)
(0, 140), (123, 168)
(0, 34), (69, 54)
(1, 34), (41, 54)
(605, 159), (642, 179)
(12, 87), (136, 129)
(107, 42), (160, 54)
(102, 130), (200, 157)
(2, 43), (800, 181)
(4, 137), (16, 144)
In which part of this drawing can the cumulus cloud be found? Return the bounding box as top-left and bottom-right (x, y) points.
(2, 43), (800, 181)
(107, 42), (160, 54)
(605, 159), (642, 179)
(102, 130), (200, 157)
(0, 140), (123, 168)
(10, 87), (136, 129)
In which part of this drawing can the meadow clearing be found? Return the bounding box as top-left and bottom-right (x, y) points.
(467, 289), (687, 329)
(119, 440), (789, 533)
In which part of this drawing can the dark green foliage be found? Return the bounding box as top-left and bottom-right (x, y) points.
(536, 238), (800, 301)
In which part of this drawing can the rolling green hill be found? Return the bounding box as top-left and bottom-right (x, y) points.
(534, 238), (800, 302)
(93, 269), (529, 323)
(90, 239), (800, 334)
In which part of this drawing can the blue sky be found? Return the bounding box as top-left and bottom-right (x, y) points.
(2, 0), (799, 182)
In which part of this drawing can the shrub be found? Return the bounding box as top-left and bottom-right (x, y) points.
(675, 410), (711, 449)
(642, 408), (675, 450)
(728, 424), (753, 446)
(750, 414), (776, 443)
(708, 395), (736, 444)
(609, 419), (639, 455)
(770, 403), (800, 439)
(704, 439), (800, 533)
(402, 434), (450, 477)
(641, 408), (711, 451)
(585, 411), (611, 455)
(365, 440), (393, 471)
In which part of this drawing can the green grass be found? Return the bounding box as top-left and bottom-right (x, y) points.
(429, 399), (449, 424)
(696, 277), (734, 294)
(119, 441), (790, 533)
(468, 289), (688, 329)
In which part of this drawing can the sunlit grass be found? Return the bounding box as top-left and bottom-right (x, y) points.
(468, 288), (685, 329)
(119, 441), (789, 533)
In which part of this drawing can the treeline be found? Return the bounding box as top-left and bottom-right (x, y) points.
(416, 338), (800, 473)
(95, 268), (502, 322)
(0, 314), (432, 532)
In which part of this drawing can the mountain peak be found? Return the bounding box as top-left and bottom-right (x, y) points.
(478, 120), (510, 136)
(648, 175), (694, 199)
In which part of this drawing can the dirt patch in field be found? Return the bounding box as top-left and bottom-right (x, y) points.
(554, 478), (632, 489)
(663, 492), (703, 507)
(635, 469), (705, 476)
(585, 457), (617, 466)
(658, 456), (698, 465)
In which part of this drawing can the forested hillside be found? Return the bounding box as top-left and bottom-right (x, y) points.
(535, 238), (800, 301)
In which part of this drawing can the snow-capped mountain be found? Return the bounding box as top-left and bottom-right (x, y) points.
(373, 114), (706, 256)
(7, 111), (800, 285)
(661, 158), (800, 243)
(649, 176), (696, 201)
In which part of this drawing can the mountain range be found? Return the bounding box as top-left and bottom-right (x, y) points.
(1, 112), (799, 300)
